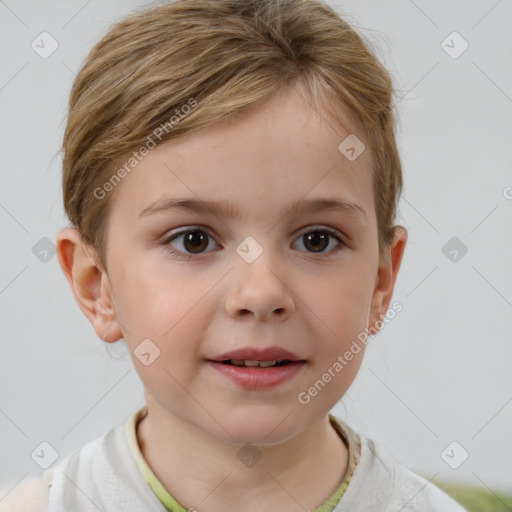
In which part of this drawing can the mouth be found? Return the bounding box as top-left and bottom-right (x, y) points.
(206, 346), (307, 388)
(214, 359), (298, 368)
(206, 359), (307, 389)
(208, 346), (305, 366)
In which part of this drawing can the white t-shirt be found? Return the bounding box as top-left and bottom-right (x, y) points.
(39, 406), (467, 511)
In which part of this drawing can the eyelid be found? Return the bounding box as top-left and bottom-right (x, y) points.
(160, 224), (219, 252)
(296, 224), (344, 239)
(162, 224), (345, 241)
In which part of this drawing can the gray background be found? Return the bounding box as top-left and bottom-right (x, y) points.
(1, 0), (511, 499)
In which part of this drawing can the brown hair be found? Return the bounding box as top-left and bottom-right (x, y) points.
(61, 0), (402, 272)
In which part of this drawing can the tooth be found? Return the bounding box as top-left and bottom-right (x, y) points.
(228, 359), (279, 367)
(258, 360), (277, 367)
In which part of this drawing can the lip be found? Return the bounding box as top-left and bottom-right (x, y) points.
(207, 360), (306, 390)
(209, 346), (304, 363)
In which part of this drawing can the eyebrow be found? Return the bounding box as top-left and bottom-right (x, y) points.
(138, 196), (368, 223)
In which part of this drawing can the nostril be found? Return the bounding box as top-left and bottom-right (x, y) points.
(237, 308), (285, 317)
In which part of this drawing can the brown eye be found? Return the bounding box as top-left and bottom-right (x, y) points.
(182, 230), (209, 253)
(292, 227), (345, 255)
(302, 231), (330, 253)
(162, 228), (219, 259)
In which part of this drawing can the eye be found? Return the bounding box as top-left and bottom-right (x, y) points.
(160, 225), (346, 261)
(161, 227), (219, 260)
(292, 226), (345, 255)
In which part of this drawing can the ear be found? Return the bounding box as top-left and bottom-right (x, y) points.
(368, 226), (407, 335)
(56, 227), (122, 343)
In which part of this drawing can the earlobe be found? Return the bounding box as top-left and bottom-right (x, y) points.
(368, 226), (408, 334)
(56, 227), (122, 343)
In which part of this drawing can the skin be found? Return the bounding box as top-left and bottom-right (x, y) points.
(56, 86), (407, 512)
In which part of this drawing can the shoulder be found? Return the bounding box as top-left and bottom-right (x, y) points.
(0, 475), (49, 512)
(328, 416), (468, 512)
(391, 462), (468, 511)
(361, 436), (469, 511)
(0, 426), (122, 512)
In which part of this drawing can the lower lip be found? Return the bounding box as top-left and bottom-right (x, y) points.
(207, 361), (306, 390)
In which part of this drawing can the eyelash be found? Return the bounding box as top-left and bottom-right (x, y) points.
(159, 225), (346, 261)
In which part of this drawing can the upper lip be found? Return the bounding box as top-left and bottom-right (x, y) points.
(209, 346), (305, 362)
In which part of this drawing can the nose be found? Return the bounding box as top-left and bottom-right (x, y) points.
(225, 255), (295, 321)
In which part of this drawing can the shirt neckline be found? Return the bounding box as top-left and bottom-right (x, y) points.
(124, 405), (361, 512)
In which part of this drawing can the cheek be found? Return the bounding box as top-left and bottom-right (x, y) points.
(112, 270), (213, 386)
(115, 263), (211, 337)
(299, 267), (373, 387)
(303, 265), (374, 339)
(133, 352), (202, 414)
(128, 314), (205, 399)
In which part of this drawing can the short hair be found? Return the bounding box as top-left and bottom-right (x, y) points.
(61, 0), (402, 271)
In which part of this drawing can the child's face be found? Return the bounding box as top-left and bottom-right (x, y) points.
(63, 87), (406, 444)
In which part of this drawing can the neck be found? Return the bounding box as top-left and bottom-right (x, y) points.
(136, 401), (349, 512)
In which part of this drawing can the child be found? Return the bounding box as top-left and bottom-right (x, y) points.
(4, 0), (468, 510)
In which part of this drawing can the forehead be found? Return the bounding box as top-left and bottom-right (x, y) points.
(107, 87), (375, 225)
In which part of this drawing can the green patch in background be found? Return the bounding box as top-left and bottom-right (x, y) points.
(423, 477), (512, 512)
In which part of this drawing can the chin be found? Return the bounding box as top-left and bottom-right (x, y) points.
(212, 410), (303, 447)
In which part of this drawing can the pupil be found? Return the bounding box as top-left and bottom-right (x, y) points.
(184, 231), (208, 253)
(304, 232), (328, 252)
